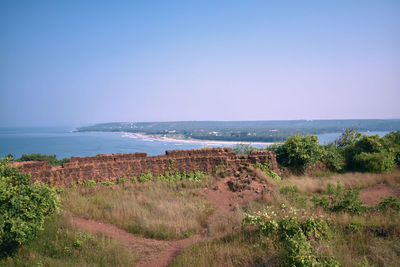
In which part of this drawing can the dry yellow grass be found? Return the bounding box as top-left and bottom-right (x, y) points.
(62, 180), (214, 240)
(281, 170), (400, 194)
(171, 232), (277, 267)
(205, 208), (243, 237)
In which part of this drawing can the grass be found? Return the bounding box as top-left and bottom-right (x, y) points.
(62, 177), (214, 240)
(172, 170), (400, 267)
(0, 214), (136, 267)
(3, 167), (400, 266)
(171, 231), (277, 267)
(329, 225), (400, 266)
(205, 208), (243, 238)
(280, 170), (400, 194)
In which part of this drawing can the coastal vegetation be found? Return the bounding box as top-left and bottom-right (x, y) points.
(1, 129), (400, 266)
(268, 129), (400, 174)
(76, 119), (400, 143)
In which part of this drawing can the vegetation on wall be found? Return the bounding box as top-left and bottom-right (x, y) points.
(15, 153), (70, 166)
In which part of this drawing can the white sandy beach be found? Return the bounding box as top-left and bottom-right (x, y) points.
(125, 132), (275, 146)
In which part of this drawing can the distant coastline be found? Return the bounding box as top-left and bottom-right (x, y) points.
(75, 119), (400, 143)
(1, 126), (393, 160)
(128, 132), (275, 146)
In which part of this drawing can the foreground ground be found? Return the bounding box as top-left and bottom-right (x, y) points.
(2, 166), (400, 267)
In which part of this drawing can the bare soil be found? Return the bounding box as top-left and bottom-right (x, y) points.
(204, 173), (266, 211)
(360, 183), (400, 206)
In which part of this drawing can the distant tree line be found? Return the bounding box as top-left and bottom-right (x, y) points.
(76, 120), (400, 143)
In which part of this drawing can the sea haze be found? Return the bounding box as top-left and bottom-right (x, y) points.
(0, 126), (390, 159)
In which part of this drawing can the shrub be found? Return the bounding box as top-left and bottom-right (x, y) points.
(352, 152), (395, 173)
(353, 135), (384, 154)
(312, 181), (368, 214)
(321, 145), (345, 172)
(16, 153), (69, 166)
(187, 171), (204, 181)
(100, 181), (114, 186)
(253, 158), (281, 181)
(376, 196), (400, 214)
(117, 175), (127, 184)
(333, 130), (397, 173)
(381, 131), (400, 165)
(274, 135), (323, 173)
(341, 134), (396, 173)
(334, 128), (362, 148)
(168, 159), (175, 171)
(138, 170), (153, 182)
(243, 206), (338, 266)
(82, 180), (96, 187)
(153, 170), (205, 183)
(0, 158), (60, 257)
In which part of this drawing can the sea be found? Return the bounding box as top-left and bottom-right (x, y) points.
(0, 126), (390, 159)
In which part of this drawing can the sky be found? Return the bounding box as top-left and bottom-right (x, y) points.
(0, 0), (399, 127)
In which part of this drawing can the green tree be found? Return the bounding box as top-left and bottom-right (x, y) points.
(334, 128), (362, 148)
(321, 144), (345, 172)
(381, 131), (400, 166)
(274, 135), (323, 173)
(0, 157), (60, 257)
(346, 135), (395, 172)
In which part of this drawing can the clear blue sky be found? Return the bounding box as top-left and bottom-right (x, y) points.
(1, 0), (399, 127)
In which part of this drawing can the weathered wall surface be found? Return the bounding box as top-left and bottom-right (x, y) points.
(12, 148), (279, 187)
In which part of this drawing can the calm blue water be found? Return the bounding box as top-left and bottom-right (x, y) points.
(0, 127), (390, 159)
(316, 131), (389, 145)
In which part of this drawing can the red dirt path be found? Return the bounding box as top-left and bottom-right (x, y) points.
(69, 170), (266, 266)
(69, 216), (207, 267)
